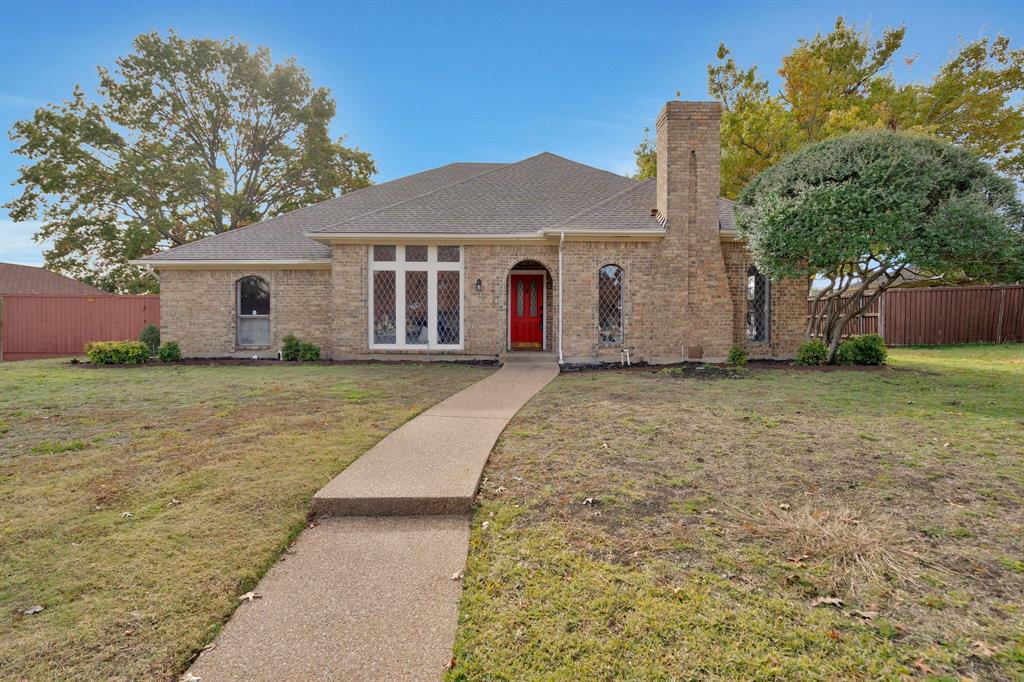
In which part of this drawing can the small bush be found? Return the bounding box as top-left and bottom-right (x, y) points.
(727, 345), (748, 366)
(281, 334), (303, 361)
(85, 340), (150, 365)
(139, 324), (160, 357)
(281, 334), (320, 361)
(796, 339), (828, 365)
(298, 341), (321, 361)
(157, 341), (182, 362)
(836, 334), (887, 365)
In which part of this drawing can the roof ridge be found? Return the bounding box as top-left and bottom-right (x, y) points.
(316, 159), (527, 232)
(545, 178), (655, 231)
(531, 151), (637, 184)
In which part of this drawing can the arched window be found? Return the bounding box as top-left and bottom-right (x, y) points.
(745, 266), (770, 342)
(598, 264), (623, 345)
(237, 276), (270, 347)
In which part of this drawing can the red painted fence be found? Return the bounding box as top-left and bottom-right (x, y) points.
(0, 294), (160, 361)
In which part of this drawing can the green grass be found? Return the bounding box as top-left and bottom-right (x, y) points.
(0, 359), (490, 681)
(449, 344), (1024, 681)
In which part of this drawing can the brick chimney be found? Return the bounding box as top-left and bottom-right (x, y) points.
(651, 100), (733, 361)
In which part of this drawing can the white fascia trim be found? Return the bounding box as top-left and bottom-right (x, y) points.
(308, 231), (548, 244)
(551, 229), (666, 241)
(130, 259), (331, 269)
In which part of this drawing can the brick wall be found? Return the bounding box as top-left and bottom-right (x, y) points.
(158, 268), (332, 357)
(721, 241), (807, 358)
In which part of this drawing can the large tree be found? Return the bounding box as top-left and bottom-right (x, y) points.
(634, 18), (1024, 199)
(6, 32), (375, 292)
(736, 130), (1024, 363)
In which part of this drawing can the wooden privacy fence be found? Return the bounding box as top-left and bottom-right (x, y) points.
(0, 294), (160, 361)
(808, 284), (1024, 346)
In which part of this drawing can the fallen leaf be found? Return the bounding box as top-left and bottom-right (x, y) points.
(827, 629), (841, 641)
(970, 640), (995, 658)
(119, 512), (133, 518)
(23, 605), (44, 616)
(582, 497), (597, 506)
(181, 672), (202, 682)
(810, 596), (844, 608)
(601, 442), (609, 449)
(444, 656), (456, 670)
(512, 476), (523, 482)
(238, 592), (262, 603)
(168, 498), (181, 507)
(481, 521), (489, 530)
(778, 503), (791, 511)
(913, 659), (934, 674)
(450, 570), (464, 581)
(494, 486), (508, 493)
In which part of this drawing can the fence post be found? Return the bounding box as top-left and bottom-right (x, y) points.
(996, 287), (1005, 344)
(879, 292), (886, 343)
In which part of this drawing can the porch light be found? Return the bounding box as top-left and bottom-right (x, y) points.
(475, 278), (482, 293)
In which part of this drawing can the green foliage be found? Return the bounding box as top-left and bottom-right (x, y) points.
(727, 345), (748, 366)
(836, 335), (887, 366)
(139, 324), (160, 357)
(280, 334), (320, 361)
(298, 342), (321, 362)
(281, 334), (302, 361)
(156, 341), (182, 362)
(796, 339), (828, 366)
(635, 19), (1024, 198)
(633, 128), (657, 180)
(5, 31), (376, 293)
(85, 340), (150, 365)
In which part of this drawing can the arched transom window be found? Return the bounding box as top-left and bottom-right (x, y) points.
(746, 265), (770, 343)
(237, 276), (270, 347)
(598, 264), (624, 345)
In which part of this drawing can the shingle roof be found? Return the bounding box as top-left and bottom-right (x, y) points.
(0, 262), (106, 295)
(140, 153), (738, 263)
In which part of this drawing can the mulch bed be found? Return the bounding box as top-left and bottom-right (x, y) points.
(71, 357), (499, 369)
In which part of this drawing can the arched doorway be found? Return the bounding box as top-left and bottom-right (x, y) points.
(507, 260), (551, 350)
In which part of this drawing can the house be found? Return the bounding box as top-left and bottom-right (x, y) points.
(136, 101), (807, 364)
(0, 262), (105, 296)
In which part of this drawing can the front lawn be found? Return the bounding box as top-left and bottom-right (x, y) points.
(451, 345), (1024, 681)
(0, 359), (490, 680)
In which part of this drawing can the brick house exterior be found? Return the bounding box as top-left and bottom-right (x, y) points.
(138, 101), (807, 364)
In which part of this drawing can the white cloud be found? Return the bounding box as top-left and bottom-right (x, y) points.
(0, 219), (51, 266)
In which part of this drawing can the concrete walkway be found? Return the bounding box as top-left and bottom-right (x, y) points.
(188, 360), (558, 681)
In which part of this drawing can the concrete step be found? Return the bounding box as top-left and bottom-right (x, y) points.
(498, 350), (559, 364)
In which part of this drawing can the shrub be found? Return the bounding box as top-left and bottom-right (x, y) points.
(281, 334), (302, 361)
(139, 324), (160, 357)
(796, 339), (828, 365)
(157, 341), (182, 362)
(85, 340), (150, 365)
(727, 345), (748, 366)
(838, 334), (887, 366)
(281, 334), (320, 361)
(298, 341), (321, 361)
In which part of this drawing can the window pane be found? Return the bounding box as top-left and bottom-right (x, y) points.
(437, 271), (460, 345)
(237, 317), (269, 346)
(239, 277), (270, 316)
(516, 280), (524, 317)
(405, 271), (428, 344)
(373, 245), (396, 262)
(598, 265), (623, 345)
(529, 280), (538, 317)
(437, 246), (460, 262)
(373, 270), (397, 344)
(746, 267), (769, 342)
(405, 245), (428, 262)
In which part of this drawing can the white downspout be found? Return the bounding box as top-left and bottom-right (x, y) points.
(558, 231), (565, 364)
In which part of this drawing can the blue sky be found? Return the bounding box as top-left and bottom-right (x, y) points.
(1, 0), (1021, 266)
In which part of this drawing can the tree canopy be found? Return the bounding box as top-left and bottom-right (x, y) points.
(6, 32), (376, 292)
(736, 130), (1024, 360)
(634, 18), (1024, 199)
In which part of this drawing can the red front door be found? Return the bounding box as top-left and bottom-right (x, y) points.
(510, 274), (544, 349)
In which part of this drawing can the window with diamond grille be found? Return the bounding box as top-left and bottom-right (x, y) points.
(746, 265), (770, 342)
(436, 271), (460, 345)
(598, 265), (623, 345)
(405, 271), (428, 344)
(369, 245), (462, 348)
(373, 270), (397, 344)
(236, 276), (270, 347)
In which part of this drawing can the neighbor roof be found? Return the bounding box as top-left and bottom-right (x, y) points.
(0, 262), (106, 295)
(140, 153), (737, 263)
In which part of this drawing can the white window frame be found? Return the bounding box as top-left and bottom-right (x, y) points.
(368, 245), (464, 350)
